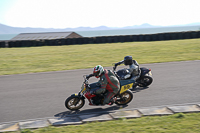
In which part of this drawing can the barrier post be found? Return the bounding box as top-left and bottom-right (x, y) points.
(107, 36), (113, 43)
(130, 35), (138, 42)
(144, 35), (151, 41)
(158, 34), (164, 41)
(0, 41), (5, 48)
(119, 36), (125, 42)
(197, 31), (200, 38)
(8, 41), (13, 48)
(66, 38), (71, 45)
(60, 39), (65, 45)
(151, 34), (158, 41)
(113, 36), (118, 43)
(138, 35), (144, 41)
(85, 38), (89, 44)
(90, 37), (96, 44)
(184, 32), (191, 39)
(191, 31), (198, 39)
(125, 35), (131, 42)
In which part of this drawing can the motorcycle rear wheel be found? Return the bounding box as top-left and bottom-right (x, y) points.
(115, 90), (133, 105)
(65, 96), (85, 111)
(138, 76), (153, 87)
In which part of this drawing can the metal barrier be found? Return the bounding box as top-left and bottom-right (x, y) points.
(0, 41), (5, 48)
(1, 31), (200, 48)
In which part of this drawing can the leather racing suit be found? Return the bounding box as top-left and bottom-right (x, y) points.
(87, 69), (120, 105)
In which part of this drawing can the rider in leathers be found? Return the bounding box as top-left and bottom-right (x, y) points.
(86, 65), (120, 105)
(114, 56), (140, 83)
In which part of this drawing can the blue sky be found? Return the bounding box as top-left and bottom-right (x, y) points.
(0, 0), (200, 28)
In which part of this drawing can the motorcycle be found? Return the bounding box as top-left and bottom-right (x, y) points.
(65, 68), (135, 111)
(115, 67), (153, 88)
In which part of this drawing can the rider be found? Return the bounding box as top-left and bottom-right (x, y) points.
(86, 65), (120, 105)
(114, 55), (140, 82)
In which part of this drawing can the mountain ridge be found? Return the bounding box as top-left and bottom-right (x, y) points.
(1, 23), (200, 34)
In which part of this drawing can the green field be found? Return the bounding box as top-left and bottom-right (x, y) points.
(14, 113), (200, 133)
(0, 38), (200, 75)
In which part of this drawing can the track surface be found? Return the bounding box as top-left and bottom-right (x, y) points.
(0, 60), (200, 123)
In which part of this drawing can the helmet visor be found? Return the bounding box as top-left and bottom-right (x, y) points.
(124, 59), (132, 65)
(93, 71), (100, 76)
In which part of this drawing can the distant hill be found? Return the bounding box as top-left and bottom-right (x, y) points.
(0, 23), (69, 34)
(0, 23), (159, 34)
(0, 23), (200, 35)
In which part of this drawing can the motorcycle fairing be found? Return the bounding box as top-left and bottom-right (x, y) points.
(85, 91), (97, 105)
(120, 83), (133, 93)
(140, 67), (150, 76)
(70, 93), (85, 99)
(119, 79), (134, 94)
(116, 68), (130, 79)
(85, 91), (96, 100)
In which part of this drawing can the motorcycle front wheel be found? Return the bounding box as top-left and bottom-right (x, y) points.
(65, 96), (85, 111)
(115, 90), (133, 105)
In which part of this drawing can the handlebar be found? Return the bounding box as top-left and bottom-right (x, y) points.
(112, 63), (116, 70)
(83, 75), (89, 84)
(113, 66), (117, 71)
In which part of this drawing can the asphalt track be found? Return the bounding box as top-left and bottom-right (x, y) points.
(0, 60), (200, 123)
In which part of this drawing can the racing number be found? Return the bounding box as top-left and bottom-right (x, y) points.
(124, 84), (130, 90)
(120, 83), (133, 93)
(123, 84), (131, 91)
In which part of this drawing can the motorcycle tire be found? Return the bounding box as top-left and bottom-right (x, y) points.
(138, 75), (153, 87)
(65, 96), (85, 111)
(115, 90), (133, 105)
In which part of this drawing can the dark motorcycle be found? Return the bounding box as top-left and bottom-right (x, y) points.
(65, 70), (135, 111)
(115, 67), (153, 88)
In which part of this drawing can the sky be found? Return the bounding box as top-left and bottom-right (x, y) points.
(0, 0), (200, 29)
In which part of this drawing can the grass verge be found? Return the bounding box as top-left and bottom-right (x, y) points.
(13, 113), (200, 133)
(0, 38), (200, 75)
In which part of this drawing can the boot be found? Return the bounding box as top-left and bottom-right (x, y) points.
(108, 97), (117, 105)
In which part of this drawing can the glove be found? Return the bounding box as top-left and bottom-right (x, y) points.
(113, 63), (118, 70)
(86, 74), (93, 79)
(86, 75), (90, 79)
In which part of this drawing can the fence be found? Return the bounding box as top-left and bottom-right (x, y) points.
(1, 31), (200, 48)
(0, 41), (5, 48)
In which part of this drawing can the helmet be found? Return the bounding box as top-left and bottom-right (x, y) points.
(124, 56), (133, 65)
(93, 65), (104, 78)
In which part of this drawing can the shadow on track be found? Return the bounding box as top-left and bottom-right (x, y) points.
(130, 86), (149, 93)
(55, 87), (149, 118)
(54, 105), (128, 118)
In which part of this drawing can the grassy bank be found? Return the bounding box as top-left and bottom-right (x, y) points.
(16, 113), (200, 133)
(0, 38), (200, 75)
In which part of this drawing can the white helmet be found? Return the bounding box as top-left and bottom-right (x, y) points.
(93, 65), (104, 78)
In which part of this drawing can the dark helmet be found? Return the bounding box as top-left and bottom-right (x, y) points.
(124, 56), (133, 65)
